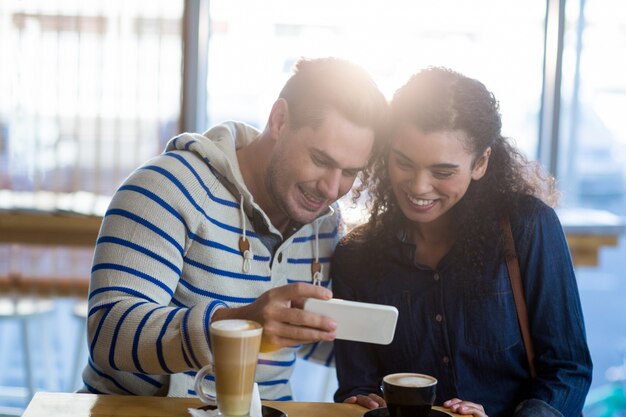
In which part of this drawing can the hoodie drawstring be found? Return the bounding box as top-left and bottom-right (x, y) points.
(238, 196), (322, 283)
(239, 196), (253, 273)
(311, 220), (322, 286)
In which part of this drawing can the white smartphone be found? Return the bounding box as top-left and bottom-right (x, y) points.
(303, 298), (398, 345)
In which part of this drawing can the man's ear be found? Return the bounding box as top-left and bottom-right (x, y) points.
(471, 147), (491, 180)
(268, 98), (289, 140)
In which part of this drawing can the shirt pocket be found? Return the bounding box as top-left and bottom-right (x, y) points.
(463, 287), (521, 352)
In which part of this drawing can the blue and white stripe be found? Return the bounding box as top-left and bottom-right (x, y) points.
(82, 122), (339, 401)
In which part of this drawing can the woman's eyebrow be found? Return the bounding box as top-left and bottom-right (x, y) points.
(431, 163), (460, 169)
(391, 149), (459, 169)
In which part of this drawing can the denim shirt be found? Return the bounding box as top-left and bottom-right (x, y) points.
(332, 197), (592, 417)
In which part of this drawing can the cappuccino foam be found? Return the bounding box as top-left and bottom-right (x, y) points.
(385, 373), (436, 387)
(211, 319), (262, 337)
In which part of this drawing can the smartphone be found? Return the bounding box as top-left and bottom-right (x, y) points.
(303, 298), (398, 345)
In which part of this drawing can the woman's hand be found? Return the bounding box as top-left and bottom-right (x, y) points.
(443, 398), (488, 417)
(343, 393), (386, 409)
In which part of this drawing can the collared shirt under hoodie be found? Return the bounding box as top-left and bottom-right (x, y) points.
(81, 121), (339, 401)
(332, 196), (592, 417)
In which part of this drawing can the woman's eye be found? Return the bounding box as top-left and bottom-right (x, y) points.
(434, 171), (454, 179)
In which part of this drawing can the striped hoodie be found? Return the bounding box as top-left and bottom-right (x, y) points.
(81, 121), (338, 401)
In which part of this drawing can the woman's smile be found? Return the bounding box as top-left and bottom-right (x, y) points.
(405, 193), (437, 211)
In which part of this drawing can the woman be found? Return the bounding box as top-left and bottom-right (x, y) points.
(332, 67), (592, 417)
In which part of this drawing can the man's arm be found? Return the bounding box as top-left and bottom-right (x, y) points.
(88, 153), (337, 382)
(87, 154), (220, 377)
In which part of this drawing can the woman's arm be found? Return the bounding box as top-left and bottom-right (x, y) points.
(515, 202), (593, 416)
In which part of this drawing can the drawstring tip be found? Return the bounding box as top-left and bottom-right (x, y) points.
(239, 237), (253, 273)
(311, 261), (322, 286)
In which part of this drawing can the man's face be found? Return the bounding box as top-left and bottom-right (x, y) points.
(267, 108), (375, 225)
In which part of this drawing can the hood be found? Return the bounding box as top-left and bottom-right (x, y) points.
(165, 121), (263, 273)
(166, 121), (260, 204)
(164, 121), (330, 281)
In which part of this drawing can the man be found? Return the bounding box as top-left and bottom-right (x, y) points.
(81, 57), (388, 401)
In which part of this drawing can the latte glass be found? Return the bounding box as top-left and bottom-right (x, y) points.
(194, 319), (263, 417)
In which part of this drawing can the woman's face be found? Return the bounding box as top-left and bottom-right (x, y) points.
(388, 123), (490, 227)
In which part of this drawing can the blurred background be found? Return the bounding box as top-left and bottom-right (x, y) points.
(0, 0), (625, 415)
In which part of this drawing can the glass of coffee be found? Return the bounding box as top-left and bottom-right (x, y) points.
(382, 373), (437, 417)
(194, 319), (263, 417)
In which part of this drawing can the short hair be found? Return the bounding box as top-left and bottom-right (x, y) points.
(278, 57), (388, 141)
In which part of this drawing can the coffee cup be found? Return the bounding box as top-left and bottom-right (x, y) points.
(382, 373), (437, 417)
(194, 319), (263, 417)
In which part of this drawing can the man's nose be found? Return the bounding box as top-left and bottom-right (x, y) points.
(318, 169), (343, 201)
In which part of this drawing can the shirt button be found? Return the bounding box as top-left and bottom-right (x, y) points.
(433, 273), (440, 281)
(443, 356), (450, 364)
(277, 253), (283, 263)
(435, 314), (443, 322)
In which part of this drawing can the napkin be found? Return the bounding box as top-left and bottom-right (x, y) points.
(189, 383), (262, 417)
(249, 382), (262, 417)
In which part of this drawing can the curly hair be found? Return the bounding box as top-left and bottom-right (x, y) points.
(360, 67), (557, 272)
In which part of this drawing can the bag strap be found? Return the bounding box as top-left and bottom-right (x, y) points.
(500, 217), (537, 379)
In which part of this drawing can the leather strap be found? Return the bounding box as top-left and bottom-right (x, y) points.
(500, 217), (537, 379)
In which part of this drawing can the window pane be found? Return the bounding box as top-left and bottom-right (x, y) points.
(559, 0), (626, 216)
(0, 0), (183, 196)
(207, 0), (545, 159)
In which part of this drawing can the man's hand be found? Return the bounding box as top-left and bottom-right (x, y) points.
(212, 282), (336, 349)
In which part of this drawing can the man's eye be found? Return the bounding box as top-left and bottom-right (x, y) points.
(342, 170), (359, 178)
(312, 156), (326, 167)
(394, 158), (412, 169)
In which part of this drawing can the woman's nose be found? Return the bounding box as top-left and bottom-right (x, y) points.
(409, 171), (432, 194)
